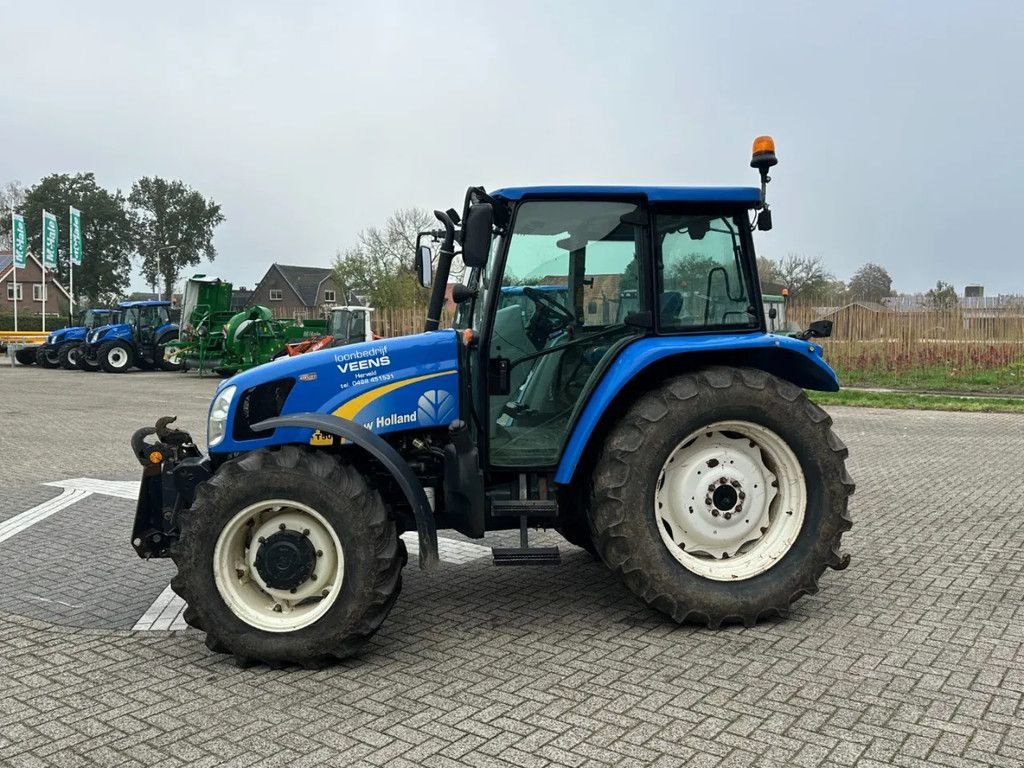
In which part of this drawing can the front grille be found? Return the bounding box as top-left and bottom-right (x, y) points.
(233, 378), (296, 441)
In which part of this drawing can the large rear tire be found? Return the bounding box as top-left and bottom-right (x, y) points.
(170, 446), (406, 667)
(58, 343), (82, 370)
(589, 367), (853, 627)
(98, 340), (134, 373)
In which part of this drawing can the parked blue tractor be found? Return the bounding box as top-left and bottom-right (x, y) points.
(130, 137), (854, 667)
(28, 308), (120, 369)
(79, 300), (183, 373)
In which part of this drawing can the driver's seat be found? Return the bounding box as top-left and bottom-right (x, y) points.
(659, 291), (683, 325)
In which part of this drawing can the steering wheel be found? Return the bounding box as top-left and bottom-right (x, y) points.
(523, 286), (575, 324)
(522, 286), (576, 347)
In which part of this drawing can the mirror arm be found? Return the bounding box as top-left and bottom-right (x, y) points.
(424, 210), (456, 332)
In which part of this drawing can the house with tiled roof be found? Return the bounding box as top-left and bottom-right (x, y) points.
(0, 251), (72, 321)
(250, 264), (347, 319)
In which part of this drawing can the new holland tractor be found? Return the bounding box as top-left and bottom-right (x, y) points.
(130, 137), (853, 667)
(25, 308), (120, 368)
(78, 300), (182, 373)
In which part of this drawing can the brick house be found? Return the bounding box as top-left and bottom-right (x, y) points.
(250, 264), (345, 319)
(0, 252), (72, 321)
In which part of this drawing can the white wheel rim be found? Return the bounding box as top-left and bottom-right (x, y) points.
(655, 420), (806, 581)
(67, 347), (79, 364)
(108, 347), (128, 368)
(213, 499), (344, 632)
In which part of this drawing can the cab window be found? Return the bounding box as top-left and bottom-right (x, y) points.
(655, 213), (758, 330)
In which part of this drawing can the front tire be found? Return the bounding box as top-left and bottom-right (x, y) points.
(36, 346), (60, 368)
(170, 447), (406, 667)
(589, 367), (853, 627)
(15, 346), (37, 365)
(77, 349), (101, 371)
(98, 340), (133, 373)
(59, 343), (82, 370)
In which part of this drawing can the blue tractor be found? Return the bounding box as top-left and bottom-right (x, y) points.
(130, 138), (853, 667)
(30, 308), (120, 369)
(79, 300), (182, 373)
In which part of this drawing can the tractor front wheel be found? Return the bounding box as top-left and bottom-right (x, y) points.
(98, 340), (134, 373)
(36, 346), (60, 368)
(589, 367), (853, 627)
(77, 349), (101, 372)
(170, 446), (406, 667)
(58, 343), (82, 370)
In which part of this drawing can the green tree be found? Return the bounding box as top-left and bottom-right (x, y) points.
(129, 177), (225, 299)
(924, 280), (958, 309)
(19, 173), (134, 306)
(667, 254), (721, 292)
(847, 262), (893, 303)
(332, 208), (434, 310)
(757, 256), (780, 287)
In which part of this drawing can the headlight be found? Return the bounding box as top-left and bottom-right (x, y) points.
(207, 385), (236, 447)
(47, 334), (56, 345)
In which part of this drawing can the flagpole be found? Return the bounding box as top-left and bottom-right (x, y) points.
(10, 207), (17, 334)
(41, 211), (46, 333)
(68, 206), (74, 319)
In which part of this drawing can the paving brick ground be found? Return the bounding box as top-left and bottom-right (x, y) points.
(1, 364), (1023, 767)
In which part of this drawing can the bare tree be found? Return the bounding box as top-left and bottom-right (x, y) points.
(775, 254), (835, 300)
(0, 181), (26, 250)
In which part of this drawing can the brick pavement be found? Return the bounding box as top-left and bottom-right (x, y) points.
(0, 365), (1023, 766)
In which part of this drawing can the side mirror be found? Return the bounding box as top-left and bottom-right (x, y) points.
(462, 203), (493, 268)
(415, 244), (433, 288)
(797, 319), (833, 340)
(768, 307), (777, 320)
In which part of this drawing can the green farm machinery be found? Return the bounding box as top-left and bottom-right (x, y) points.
(167, 275), (326, 376)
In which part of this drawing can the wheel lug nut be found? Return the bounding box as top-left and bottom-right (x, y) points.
(719, 477), (728, 485)
(730, 480), (740, 488)
(258, 536), (266, 544)
(723, 512), (732, 520)
(272, 604), (282, 612)
(735, 504), (743, 513)
(279, 523), (287, 531)
(705, 497), (712, 505)
(711, 509), (719, 517)
(707, 484), (716, 493)
(310, 573), (317, 581)
(738, 491), (746, 500)
(290, 588), (297, 594)
(321, 589), (329, 597)
(316, 550), (323, 557)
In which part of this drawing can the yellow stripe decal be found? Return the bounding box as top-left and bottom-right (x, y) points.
(332, 371), (455, 422)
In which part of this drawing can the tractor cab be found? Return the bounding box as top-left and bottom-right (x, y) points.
(80, 300), (180, 373)
(326, 306), (374, 345)
(129, 137), (853, 667)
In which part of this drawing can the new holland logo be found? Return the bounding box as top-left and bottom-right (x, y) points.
(417, 389), (455, 425)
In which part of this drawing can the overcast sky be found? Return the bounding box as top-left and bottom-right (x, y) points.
(2, 0), (1022, 294)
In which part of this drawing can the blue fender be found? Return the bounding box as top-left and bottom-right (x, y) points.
(553, 333), (839, 485)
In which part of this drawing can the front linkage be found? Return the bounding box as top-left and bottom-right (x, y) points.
(130, 416), (210, 558)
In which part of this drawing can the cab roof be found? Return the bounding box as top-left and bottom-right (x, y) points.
(118, 300), (172, 308)
(491, 185), (762, 206)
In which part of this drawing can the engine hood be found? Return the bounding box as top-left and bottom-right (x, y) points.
(214, 329), (462, 450)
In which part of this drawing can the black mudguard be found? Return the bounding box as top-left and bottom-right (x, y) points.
(252, 413), (440, 571)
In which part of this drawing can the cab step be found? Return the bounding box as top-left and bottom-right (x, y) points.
(490, 482), (560, 566)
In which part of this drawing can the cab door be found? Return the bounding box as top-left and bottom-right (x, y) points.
(484, 199), (647, 468)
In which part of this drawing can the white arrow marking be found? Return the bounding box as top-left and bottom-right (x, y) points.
(45, 478), (140, 500)
(0, 487), (93, 545)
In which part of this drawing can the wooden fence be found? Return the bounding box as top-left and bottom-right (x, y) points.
(788, 302), (1024, 374)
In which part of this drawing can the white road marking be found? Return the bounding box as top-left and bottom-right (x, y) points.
(132, 584), (188, 631)
(0, 487), (93, 545)
(45, 477), (140, 500)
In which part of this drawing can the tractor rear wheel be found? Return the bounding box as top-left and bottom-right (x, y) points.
(589, 367), (853, 627)
(170, 446), (406, 667)
(36, 346), (60, 368)
(98, 340), (133, 373)
(58, 343), (81, 370)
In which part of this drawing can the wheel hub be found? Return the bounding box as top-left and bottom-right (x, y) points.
(253, 529), (317, 590)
